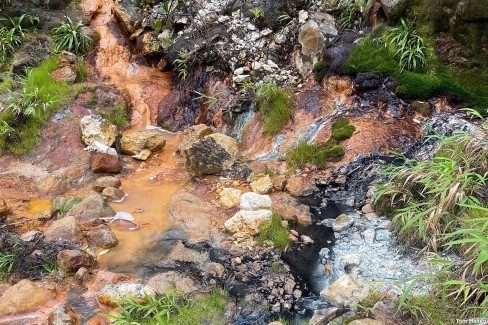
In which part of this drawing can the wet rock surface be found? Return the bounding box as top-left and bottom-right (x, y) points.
(0, 279), (54, 316)
(183, 133), (239, 176)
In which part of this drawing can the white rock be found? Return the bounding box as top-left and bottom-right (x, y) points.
(363, 229), (376, 243)
(80, 115), (118, 148)
(252, 61), (263, 70)
(332, 213), (355, 232)
(240, 192), (272, 211)
(233, 75), (250, 83)
(224, 209), (273, 235)
(320, 275), (369, 307)
(267, 60), (279, 69)
(299, 10), (309, 23)
(234, 67), (245, 75)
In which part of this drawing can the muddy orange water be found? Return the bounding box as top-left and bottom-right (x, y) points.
(99, 131), (188, 272)
(82, 0), (173, 127)
(79, 0), (187, 271)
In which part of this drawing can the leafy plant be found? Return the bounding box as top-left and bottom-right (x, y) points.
(0, 56), (74, 154)
(250, 8), (265, 20)
(335, 0), (366, 28)
(52, 16), (93, 54)
(173, 50), (189, 80)
(277, 13), (291, 23)
(379, 18), (427, 72)
(255, 83), (294, 135)
(375, 132), (487, 250)
(149, 0), (187, 30)
(0, 14), (38, 64)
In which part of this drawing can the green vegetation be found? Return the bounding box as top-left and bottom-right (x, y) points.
(286, 141), (327, 170)
(0, 57), (74, 154)
(313, 60), (327, 83)
(335, 0), (366, 28)
(286, 118), (355, 169)
(0, 233), (59, 280)
(143, 0), (187, 31)
(52, 16), (93, 54)
(0, 253), (17, 280)
(379, 18), (427, 72)
(0, 14), (38, 65)
(255, 83), (294, 135)
(375, 126), (488, 319)
(250, 8), (265, 20)
(330, 117), (356, 141)
(105, 289), (228, 325)
(258, 212), (291, 250)
(343, 27), (488, 110)
(75, 58), (90, 82)
(103, 104), (129, 128)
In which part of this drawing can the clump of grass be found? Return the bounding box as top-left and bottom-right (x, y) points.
(374, 128), (488, 318)
(105, 289), (228, 325)
(0, 56), (74, 154)
(0, 253), (18, 280)
(255, 83), (294, 135)
(286, 141), (327, 170)
(258, 212), (291, 250)
(379, 18), (427, 72)
(75, 58), (90, 82)
(103, 103), (129, 128)
(286, 118), (355, 169)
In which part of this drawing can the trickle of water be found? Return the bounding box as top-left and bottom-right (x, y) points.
(81, 0), (173, 127)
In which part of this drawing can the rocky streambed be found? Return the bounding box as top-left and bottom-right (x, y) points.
(0, 0), (487, 324)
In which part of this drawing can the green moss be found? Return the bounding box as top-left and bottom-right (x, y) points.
(331, 118), (356, 141)
(343, 34), (488, 111)
(258, 212), (291, 250)
(323, 146), (345, 162)
(256, 84), (294, 135)
(313, 60), (328, 82)
(286, 141), (327, 170)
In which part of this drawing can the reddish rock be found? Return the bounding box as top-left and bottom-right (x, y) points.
(50, 65), (77, 83)
(91, 152), (123, 173)
(57, 249), (95, 273)
(271, 192), (313, 226)
(272, 176), (287, 191)
(361, 203), (374, 214)
(87, 316), (110, 325)
(285, 176), (316, 197)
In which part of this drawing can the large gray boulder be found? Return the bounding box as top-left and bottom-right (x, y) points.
(183, 133), (238, 176)
(69, 192), (115, 224)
